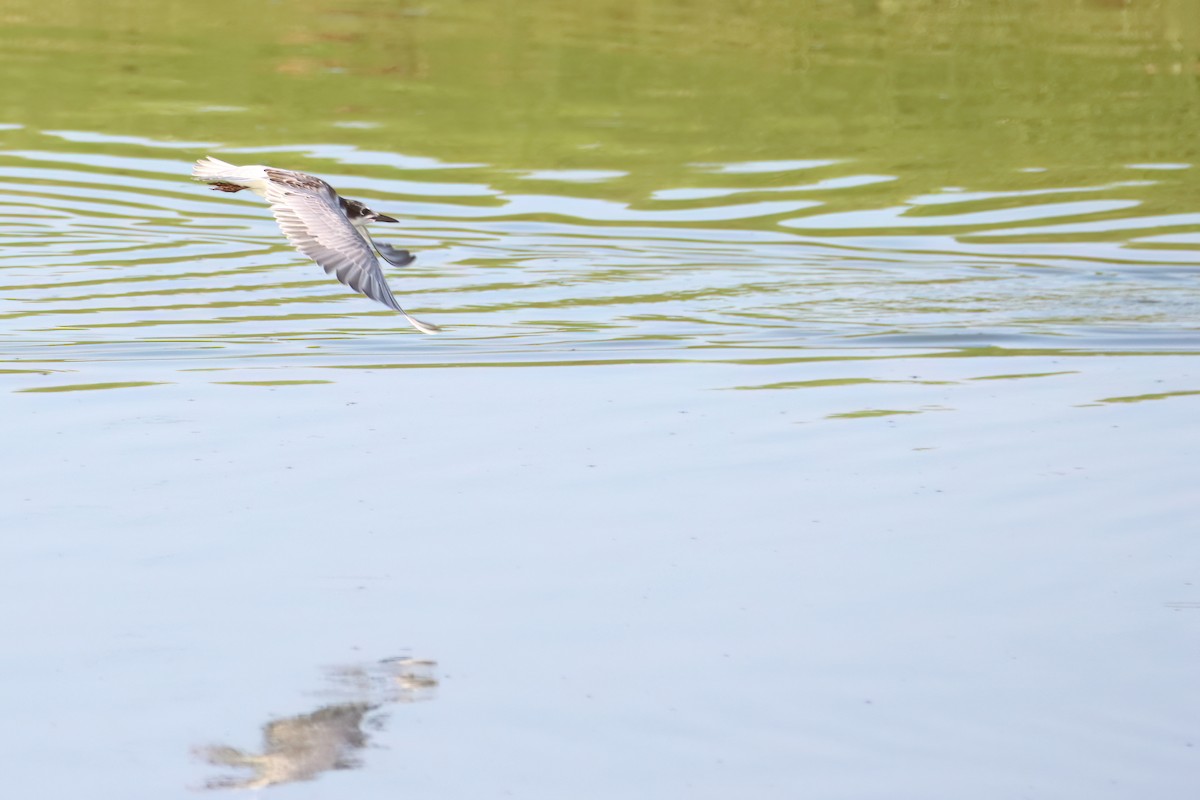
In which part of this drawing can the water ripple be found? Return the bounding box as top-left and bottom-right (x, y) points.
(1, 132), (1199, 388)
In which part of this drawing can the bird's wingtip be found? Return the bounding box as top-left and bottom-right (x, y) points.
(375, 242), (417, 267)
(406, 314), (443, 334)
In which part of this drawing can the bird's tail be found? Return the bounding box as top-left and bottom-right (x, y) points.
(191, 156), (240, 181)
(192, 156), (271, 196)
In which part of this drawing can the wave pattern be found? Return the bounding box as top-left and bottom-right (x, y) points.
(2, 132), (1199, 381)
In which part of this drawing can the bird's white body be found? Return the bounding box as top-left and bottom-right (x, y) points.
(192, 157), (274, 197)
(191, 156), (439, 333)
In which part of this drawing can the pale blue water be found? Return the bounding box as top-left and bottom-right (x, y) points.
(1, 128), (1199, 798)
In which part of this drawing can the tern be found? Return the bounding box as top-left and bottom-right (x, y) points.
(192, 156), (440, 333)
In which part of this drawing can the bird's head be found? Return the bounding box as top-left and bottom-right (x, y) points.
(341, 198), (398, 226)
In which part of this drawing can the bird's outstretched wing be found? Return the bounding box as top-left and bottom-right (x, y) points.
(262, 178), (440, 334)
(373, 241), (417, 267)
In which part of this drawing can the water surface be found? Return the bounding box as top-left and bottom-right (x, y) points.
(1, 2), (1199, 798)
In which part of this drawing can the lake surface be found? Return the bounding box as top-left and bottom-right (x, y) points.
(2, 2), (1199, 798)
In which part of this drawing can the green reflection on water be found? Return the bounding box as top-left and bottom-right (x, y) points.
(968, 371), (1079, 381)
(16, 381), (169, 393)
(826, 407), (924, 419)
(734, 377), (954, 390)
(1, 0), (1197, 207)
(1096, 388), (1200, 404)
(1, 1), (1198, 371)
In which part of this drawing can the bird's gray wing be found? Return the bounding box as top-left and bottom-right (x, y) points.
(373, 241), (417, 267)
(359, 228), (417, 268)
(263, 181), (440, 334)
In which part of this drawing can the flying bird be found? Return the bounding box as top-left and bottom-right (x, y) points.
(192, 156), (440, 333)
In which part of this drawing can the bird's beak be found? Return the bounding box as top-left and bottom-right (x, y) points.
(373, 213), (399, 223)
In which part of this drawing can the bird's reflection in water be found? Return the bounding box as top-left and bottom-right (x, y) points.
(195, 656), (436, 790)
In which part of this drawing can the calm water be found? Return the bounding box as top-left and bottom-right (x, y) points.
(2, 2), (1199, 798)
